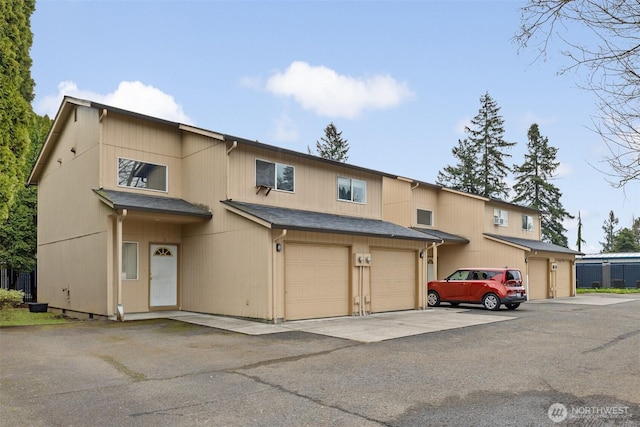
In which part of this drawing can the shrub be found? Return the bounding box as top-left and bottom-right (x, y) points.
(0, 289), (25, 309)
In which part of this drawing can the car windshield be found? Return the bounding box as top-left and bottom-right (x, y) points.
(506, 270), (522, 281)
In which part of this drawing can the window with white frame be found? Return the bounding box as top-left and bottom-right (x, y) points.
(118, 158), (167, 192)
(522, 215), (534, 231)
(493, 209), (508, 227)
(417, 209), (433, 226)
(122, 242), (138, 280)
(337, 177), (366, 203)
(255, 159), (294, 192)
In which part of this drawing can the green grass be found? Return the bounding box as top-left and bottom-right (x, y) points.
(577, 288), (640, 294)
(0, 307), (72, 327)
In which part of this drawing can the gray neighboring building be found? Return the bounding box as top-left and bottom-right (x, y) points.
(576, 253), (640, 289)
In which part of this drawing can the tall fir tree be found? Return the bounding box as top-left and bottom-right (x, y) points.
(0, 0), (36, 221)
(436, 138), (480, 194)
(309, 122), (349, 162)
(512, 123), (572, 246)
(612, 228), (640, 252)
(600, 210), (619, 253)
(437, 92), (514, 198)
(576, 211), (586, 252)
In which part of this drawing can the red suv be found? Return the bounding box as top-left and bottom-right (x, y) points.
(427, 268), (526, 310)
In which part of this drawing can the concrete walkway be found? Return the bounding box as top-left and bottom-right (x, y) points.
(116, 294), (639, 343)
(119, 309), (514, 343)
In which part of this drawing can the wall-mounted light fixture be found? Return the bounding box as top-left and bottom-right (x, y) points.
(70, 147), (76, 154)
(419, 250), (425, 259)
(275, 243), (282, 252)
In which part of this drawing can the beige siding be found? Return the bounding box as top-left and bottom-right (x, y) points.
(101, 112), (183, 198)
(227, 145), (383, 219)
(382, 177), (412, 226)
(284, 244), (350, 320)
(554, 259), (572, 298)
(411, 185), (439, 228)
(485, 203), (541, 240)
(370, 249), (417, 312)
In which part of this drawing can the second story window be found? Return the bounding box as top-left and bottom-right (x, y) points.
(256, 159), (294, 192)
(493, 208), (508, 227)
(417, 209), (433, 226)
(337, 177), (366, 203)
(522, 215), (534, 231)
(118, 158), (167, 192)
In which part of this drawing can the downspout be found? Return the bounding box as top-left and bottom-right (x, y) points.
(226, 141), (237, 200)
(272, 229), (287, 323)
(116, 209), (127, 321)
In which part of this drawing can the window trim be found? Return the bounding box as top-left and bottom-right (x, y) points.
(117, 157), (168, 193)
(337, 176), (366, 204)
(122, 241), (139, 281)
(255, 158), (295, 193)
(522, 214), (534, 232)
(417, 208), (434, 227)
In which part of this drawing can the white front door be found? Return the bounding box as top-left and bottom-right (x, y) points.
(150, 244), (178, 307)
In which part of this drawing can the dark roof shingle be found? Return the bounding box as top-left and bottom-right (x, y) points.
(94, 189), (212, 218)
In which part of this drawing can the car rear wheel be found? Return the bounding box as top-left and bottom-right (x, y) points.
(505, 303), (520, 310)
(427, 290), (440, 307)
(482, 293), (500, 311)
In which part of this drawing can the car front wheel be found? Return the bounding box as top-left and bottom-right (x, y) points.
(427, 290), (440, 307)
(482, 293), (500, 311)
(505, 303), (520, 310)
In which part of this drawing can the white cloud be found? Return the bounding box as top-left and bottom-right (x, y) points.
(265, 61), (414, 119)
(516, 111), (557, 132)
(554, 161), (573, 178)
(35, 81), (193, 124)
(455, 117), (471, 135)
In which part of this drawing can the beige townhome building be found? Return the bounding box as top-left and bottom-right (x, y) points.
(28, 97), (580, 322)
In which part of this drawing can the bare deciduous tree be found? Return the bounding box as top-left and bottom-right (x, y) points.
(514, 0), (640, 188)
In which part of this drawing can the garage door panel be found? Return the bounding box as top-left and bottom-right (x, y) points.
(285, 244), (349, 320)
(370, 249), (416, 313)
(528, 259), (548, 300)
(555, 261), (571, 298)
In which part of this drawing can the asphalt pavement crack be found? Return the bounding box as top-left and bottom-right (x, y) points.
(581, 329), (640, 354)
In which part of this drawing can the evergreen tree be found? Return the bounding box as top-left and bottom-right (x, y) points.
(438, 92), (514, 198)
(512, 123), (572, 246)
(0, 0), (36, 221)
(309, 122), (349, 162)
(600, 210), (619, 253)
(436, 138), (480, 194)
(576, 211), (586, 252)
(612, 228), (640, 252)
(0, 114), (51, 286)
(632, 217), (640, 247)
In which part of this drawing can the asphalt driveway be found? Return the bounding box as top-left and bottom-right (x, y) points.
(1, 294), (639, 426)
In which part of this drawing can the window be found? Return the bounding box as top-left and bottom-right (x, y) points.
(493, 209), (508, 227)
(122, 242), (138, 280)
(337, 177), (366, 203)
(118, 158), (167, 192)
(417, 209), (433, 226)
(522, 215), (534, 231)
(256, 159), (294, 192)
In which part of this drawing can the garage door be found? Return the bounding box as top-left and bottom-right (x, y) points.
(370, 249), (416, 313)
(555, 260), (572, 298)
(285, 244), (349, 320)
(528, 258), (549, 300)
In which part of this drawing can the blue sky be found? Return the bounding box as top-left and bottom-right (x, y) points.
(31, 0), (638, 254)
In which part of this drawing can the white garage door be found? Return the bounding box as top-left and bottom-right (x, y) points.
(528, 258), (549, 300)
(285, 244), (349, 320)
(370, 249), (416, 313)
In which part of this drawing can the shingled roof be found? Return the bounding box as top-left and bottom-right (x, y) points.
(223, 200), (442, 242)
(94, 189), (212, 219)
(484, 233), (582, 255)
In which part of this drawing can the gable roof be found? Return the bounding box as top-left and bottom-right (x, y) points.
(484, 233), (582, 255)
(222, 200), (442, 242)
(94, 189), (212, 219)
